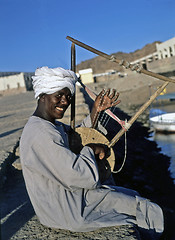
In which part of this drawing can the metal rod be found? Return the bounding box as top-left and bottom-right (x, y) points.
(66, 36), (175, 84)
(108, 81), (169, 148)
(70, 43), (76, 130)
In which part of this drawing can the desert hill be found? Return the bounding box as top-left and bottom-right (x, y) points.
(76, 40), (175, 107)
(77, 41), (161, 73)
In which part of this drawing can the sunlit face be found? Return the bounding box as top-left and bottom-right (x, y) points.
(40, 87), (72, 123)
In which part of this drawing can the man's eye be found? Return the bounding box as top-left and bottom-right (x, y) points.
(67, 95), (72, 101)
(56, 94), (61, 98)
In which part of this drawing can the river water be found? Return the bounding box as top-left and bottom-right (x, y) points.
(149, 102), (175, 183)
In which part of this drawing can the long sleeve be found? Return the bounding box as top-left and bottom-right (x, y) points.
(20, 117), (100, 191)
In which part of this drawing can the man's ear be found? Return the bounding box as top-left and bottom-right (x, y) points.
(39, 94), (45, 103)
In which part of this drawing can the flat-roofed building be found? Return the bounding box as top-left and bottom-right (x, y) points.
(0, 72), (26, 94)
(130, 37), (175, 75)
(156, 37), (175, 59)
(78, 68), (94, 84)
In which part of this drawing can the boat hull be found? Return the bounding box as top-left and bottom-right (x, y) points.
(150, 113), (175, 133)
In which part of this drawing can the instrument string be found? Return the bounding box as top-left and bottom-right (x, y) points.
(102, 106), (115, 129)
(99, 111), (106, 126)
(96, 115), (105, 143)
(112, 131), (127, 173)
(91, 96), (102, 129)
(86, 93), (103, 143)
(101, 109), (108, 127)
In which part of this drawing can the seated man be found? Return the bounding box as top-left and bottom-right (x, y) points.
(20, 66), (164, 238)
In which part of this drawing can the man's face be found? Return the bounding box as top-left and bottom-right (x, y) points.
(41, 87), (72, 122)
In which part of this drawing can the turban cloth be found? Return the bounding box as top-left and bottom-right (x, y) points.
(32, 66), (78, 99)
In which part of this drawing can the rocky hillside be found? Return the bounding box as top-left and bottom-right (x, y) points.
(77, 41), (161, 74)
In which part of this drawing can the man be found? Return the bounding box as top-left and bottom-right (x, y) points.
(20, 66), (164, 238)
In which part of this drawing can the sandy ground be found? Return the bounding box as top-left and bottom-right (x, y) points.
(1, 72), (175, 239)
(0, 89), (141, 240)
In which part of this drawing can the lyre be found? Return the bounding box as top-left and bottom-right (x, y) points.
(68, 36), (171, 172)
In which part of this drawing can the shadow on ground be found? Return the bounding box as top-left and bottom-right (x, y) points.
(1, 167), (35, 239)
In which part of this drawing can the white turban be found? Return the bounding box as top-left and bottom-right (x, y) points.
(32, 66), (78, 99)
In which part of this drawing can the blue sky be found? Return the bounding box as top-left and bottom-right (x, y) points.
(0, 0), (175, 72)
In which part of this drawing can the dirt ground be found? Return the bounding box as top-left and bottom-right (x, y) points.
(1, 72), (175, 239)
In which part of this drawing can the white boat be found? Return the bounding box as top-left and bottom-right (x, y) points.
(150, 112), (175, 133)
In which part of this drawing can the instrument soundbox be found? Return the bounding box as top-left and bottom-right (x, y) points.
(68, 127), (114, 183)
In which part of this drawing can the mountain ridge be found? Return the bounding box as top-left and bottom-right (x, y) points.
(77, 41), (161, 74)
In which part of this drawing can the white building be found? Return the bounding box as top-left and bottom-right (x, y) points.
(131, 36), (175, 65)
(0, 72), (26, 93)
(78, 68), (94, 84)
(156, 37), (175, 59)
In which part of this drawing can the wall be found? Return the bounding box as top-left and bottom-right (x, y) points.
(156, 37), (175, 59)
(79, 68), (94, 84)
(0, 72), (26, 94)
(147, 55), (175, 74)
(131, 37), (175, 75)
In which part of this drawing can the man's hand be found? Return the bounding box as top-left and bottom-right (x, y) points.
(90, 89), (120, 127)
(86, 143), (110, 160)
(86, 143), (112, 183)
(94, 89), (121, 113)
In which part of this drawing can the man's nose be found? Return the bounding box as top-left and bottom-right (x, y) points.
(60, 95), (68, 104)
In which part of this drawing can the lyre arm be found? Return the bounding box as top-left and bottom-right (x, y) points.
(70, 43), (76, 130)
(108, 81), (169, 148)
(66, 36), (175, 84)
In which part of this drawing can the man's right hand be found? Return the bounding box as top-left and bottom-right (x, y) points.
(86, 143), (112, 183)
(86, 143), (111, 160)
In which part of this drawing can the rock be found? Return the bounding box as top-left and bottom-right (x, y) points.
(12, 157), (22, 170)
(10, 215), (141, 240)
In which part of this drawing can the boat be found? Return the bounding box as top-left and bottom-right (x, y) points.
(150, 112), (175, 133)
(149, 92), (175, 133)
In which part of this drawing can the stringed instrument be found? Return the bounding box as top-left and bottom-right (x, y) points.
(67, 36), (172, 181)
